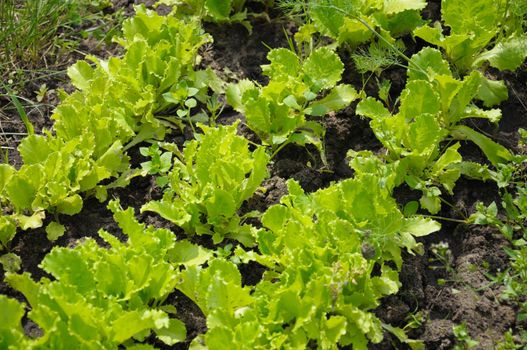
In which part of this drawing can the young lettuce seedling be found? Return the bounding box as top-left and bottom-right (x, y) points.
(140, 143), (173, 188)
(141, 122), (270, 246)
(351, 47), (514, 214)
(3, 200), (190, 348)
(414, 0), (527, 107)
(227, 44), (357, 160)
(414, 0), (527, 74)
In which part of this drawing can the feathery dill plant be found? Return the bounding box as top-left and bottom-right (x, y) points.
(351, 41), (402, 75)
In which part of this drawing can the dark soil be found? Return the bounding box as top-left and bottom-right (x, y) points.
(1, 2), (527, 350)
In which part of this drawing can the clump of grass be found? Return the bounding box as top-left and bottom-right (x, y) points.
(0, 0), (77, 153)
(0, 0), (82, 65)
(0, 0), (117, 80)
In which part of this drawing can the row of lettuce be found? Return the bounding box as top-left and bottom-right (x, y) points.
(1, 0), (527, 348)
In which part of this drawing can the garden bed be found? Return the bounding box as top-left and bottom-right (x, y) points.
(1, 1), (527, 349)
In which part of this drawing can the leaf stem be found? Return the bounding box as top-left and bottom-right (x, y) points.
(270, 140), (290, 159)
(421, 215), (468, 224)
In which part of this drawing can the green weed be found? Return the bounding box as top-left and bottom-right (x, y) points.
(453, 322), (479, 349)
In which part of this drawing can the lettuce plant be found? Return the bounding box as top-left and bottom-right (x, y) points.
(352, 47), (513, 213)
(414, 0), (527, 73)
(227, 45), (357, 155)
(62, 5), (213, 144)
(142, 122), (270, 246)
(3, 201), (189, 349)
(0, 133), (129, 244)
(406, 48), (513, 165)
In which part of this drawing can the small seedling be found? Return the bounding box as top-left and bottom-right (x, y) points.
(140, 143), (173, 188)
(453, 322), (479, 350)
(35, 84), (49, 102)
(429, 241), (456, 284)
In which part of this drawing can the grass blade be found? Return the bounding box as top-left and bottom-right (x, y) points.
(6, 93), (34, 136)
